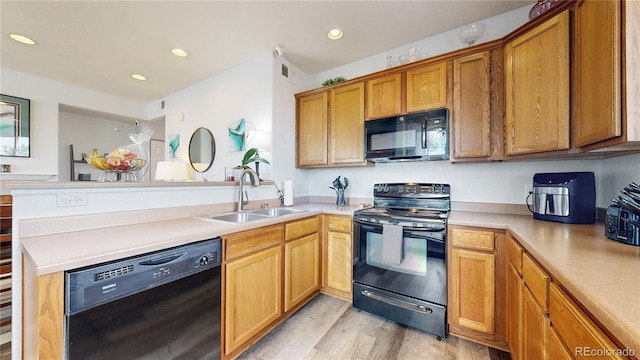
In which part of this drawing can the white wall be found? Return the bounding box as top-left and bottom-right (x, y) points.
(0, 69), (148, 176)
(309, 5), (531, 90)
(600, 153), (640, 205)
(58, 111), (165, 181)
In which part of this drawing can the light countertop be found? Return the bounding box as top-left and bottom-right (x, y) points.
(20, 205), (640, 352)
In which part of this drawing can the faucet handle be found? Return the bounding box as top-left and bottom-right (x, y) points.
(263, 202), (269, 210)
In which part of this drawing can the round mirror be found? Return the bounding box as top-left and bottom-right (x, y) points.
(188, 127), (216, 172)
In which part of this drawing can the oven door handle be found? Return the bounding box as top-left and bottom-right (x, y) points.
(361, 289), (433, 314)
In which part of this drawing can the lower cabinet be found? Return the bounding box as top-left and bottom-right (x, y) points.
(506, 232), (629, 360)
(322, 215), (353, 300)
(224, 245), (282, 354)
(448, 226), (508, 350)
(284, 217), (321, 312)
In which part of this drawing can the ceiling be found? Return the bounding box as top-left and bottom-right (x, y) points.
(1, 1), (531, 104)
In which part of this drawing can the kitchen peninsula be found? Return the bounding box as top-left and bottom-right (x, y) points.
(10, 180), (640, 360)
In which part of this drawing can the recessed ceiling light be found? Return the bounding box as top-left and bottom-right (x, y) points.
(131, 74), (147, 81)
(9, 33), (36, 45)
(327, 28), (343, 40)
(171, 48), (188, 57)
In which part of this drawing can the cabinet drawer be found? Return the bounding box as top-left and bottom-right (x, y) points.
(506, 233), (523, 275)
(450, 228), (494, 251)
(549, 283), (625, 360)
(224, 224), (283, 261)
(522, 253), (549, 312)
(326, 215), (352, 233)
(285, 216), (320, 241)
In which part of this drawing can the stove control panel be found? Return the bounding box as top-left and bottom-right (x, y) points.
(374, 183), (450, 197)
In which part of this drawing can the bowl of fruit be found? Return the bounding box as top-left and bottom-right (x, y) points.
(87, 148), (146, 181)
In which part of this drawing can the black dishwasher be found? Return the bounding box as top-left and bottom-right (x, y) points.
(65, 238), (222, 360)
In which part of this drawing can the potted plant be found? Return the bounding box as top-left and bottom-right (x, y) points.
(236, 147), (270, 182)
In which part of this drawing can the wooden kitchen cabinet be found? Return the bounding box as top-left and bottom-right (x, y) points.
(504, 11), (570, 156)
(522, 286), (549, 360)
(330, 82), (366, 165)
(448, 226), (508, 350)
(322, 215), (352, 300)
(296, 83), (366, 168)
(549, 282), (626, 360)
(573, 0), (622, 147)
(366, 73), (402, 119)
(296, 92), (328, 167)
(284, 216), (321, 312)
(506, 233), (523, 360)
(452, 49), (505, 161)
(406, 62), (448, 113)
(223, 225), (284, 355)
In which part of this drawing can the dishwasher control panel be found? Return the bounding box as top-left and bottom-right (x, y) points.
(65, 237), (222, 315)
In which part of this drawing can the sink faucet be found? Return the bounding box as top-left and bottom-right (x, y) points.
(237, 168), (261, 211)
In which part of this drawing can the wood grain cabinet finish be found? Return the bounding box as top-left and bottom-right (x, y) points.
(450, 248), (495, 334)
(548, 326), (573, 360)
(284, 216), (321, 312)
(224, 246), (282, 354)
(522, 287), (549, 360)
(322, 215), (352, 300)
(549, 282), (626, 360)
(448, 226), (508, 350)
(366, 73), (402, 119)
(330, 83), (366, 165)
(406, 62), (448, 113)
(574, 0), (622, 147)
(506, 262), (523, 360)
(452, 51), (491, 159)
(296, 92), (328, 167)
(505, 11), (570, 156)
(522, 253), (550, 313)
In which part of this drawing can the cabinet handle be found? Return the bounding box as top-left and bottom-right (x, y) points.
(361, 289), (433, 314)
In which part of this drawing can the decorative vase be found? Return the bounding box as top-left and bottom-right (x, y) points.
(336, 188), (347, 207)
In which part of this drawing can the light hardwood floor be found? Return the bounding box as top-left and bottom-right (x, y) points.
(238, 294), (511, 360)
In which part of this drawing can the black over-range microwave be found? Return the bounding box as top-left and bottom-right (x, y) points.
(364, 108), (449, 162)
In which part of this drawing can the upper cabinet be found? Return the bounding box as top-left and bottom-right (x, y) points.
(574, 0), (622, 148)
(406, 62), (448, 113)
(452, 49), (504, 161)
(330, 83), (366, 165)
(296, 83), (367, 168)
(296, 92), (328, 167)
(366, 73), (402, 119)
(505, 11), (570, 156)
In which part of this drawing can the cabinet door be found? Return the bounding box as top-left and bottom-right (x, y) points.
(453, 51), (491, 159)
(574, 0), (621, 147)
(366, 73), (402, 119)
(297, 92), (328, 166)
(522, 287), (548, 360)
(330, 83), (365, 164)
(548, 326), (573, 360)
(225, 246), (282, 354)
(406, 62), (447, 112)
(506, 262), (523, 360)
(325, 230), (352, 295)
(284, 233), (320, 312)
(505, 12), (570, 155)
(450, 248), (495, 334)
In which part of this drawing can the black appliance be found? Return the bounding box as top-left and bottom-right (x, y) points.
(353, 183), (450, 340)
(531, 172), (596, 224)
(606, 182), (640, 246)
(65, 238), (222, 360)
(364, 109), (449, 162)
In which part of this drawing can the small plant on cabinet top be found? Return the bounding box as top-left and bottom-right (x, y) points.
(322, 76), (347, 86)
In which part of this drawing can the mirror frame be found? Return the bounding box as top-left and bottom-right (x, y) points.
(188, 127), (216, 172)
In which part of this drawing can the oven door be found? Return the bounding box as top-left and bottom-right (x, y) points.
(352, 219), (446, 306)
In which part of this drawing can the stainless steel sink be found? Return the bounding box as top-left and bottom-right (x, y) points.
(250, 208), (307, 217)
(198, 212), (269, 223)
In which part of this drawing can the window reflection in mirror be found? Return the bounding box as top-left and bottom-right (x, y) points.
(188, 127), (215, 172)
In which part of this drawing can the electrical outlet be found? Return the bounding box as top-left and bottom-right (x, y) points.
(57, 193), (88, 207)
